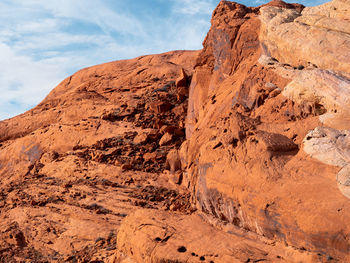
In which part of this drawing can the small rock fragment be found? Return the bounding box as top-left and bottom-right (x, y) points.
(159, 133), (173, 146)
(176, 68), (188, 88)
(165, 149), (181, 173)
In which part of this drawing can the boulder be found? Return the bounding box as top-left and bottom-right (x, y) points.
(159, 132), (173, 146)
(175, 68), (188, 88)
(165, 149), (181, 173)
(149, 101), (172, 113)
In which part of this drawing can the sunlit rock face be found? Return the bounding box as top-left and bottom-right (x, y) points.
(0, 50), (200, 261)
(1, 0), (350, 262)
(182, 0), (350, 260)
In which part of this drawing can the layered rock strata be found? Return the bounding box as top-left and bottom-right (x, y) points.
(1, 0), (350, 262)
(0, 51), (198, 262)
(183, 0), (350, 261)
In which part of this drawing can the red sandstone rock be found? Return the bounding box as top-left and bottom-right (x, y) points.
(165, 149), (181, 174)
(0, 50), (198, 261)
(116, 209), (318, 263)
(183, 0), (350, 261)
(1, 0), (349, 262)
(159, 132), (173, 146)
(175, 68), (188, 88)
(149, 101), (172, 113)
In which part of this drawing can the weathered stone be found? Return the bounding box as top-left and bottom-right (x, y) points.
(254, 131), (298, 152)
(165, 149), (181, 174)
(0, 50), (199, 261)
(303, 127), (350, 168)
(115, 209), (316, 263)
(133, 129), (159, 144)
(143, 152), (157, 162)
(182, 1), (350, 260)
(260, 1), (350, 75)
(172, 104), (187, 117)
(337, 165), (350, 199)
(159, 132), (173, 146)
(2, 0), (350, 262)
(175, 68), (188, 88)
(149, 101), (172, 113)
(159, 125), (177, 134)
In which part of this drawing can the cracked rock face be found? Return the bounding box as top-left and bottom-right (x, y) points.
(181, 0), (350, 260)
(337, 166), (350, 199)
(260, 0), (350, 75)
(303, 127), (350, 168)
(260, 0), (350, 131)
(304, 127), (350, 199)
(1, 0), (350, 262)
(116, 209), (317, 263)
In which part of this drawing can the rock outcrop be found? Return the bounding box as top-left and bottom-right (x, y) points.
(260, 0), (350, 76)
(182, 0), (350, 261)
(1, 0), (350, 262)
(116, 209), (317, 263)
(0, 51), (199, 262)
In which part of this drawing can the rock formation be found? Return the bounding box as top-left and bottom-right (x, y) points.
(183, 0), (350, 261)
(0, 0), (350, 262)
(0, 51), (198, 262)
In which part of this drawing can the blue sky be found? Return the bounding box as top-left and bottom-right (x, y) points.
(0, 0), (329, 120)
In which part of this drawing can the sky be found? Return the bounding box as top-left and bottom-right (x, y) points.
(0, 0), (329, 120)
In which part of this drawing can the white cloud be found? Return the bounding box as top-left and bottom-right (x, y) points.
(0, 0), (155, 120)
(173, 0), (216, 15)
(15, 19), (62, 34)
(0, 43), (68, 119)
(9, 0), (147, 37)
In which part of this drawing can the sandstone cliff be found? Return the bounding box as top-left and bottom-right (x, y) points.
(0, 0), (349, 262)
(184, 0), (350, 261)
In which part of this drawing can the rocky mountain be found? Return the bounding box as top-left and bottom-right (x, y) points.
(0, 0), (349, 262)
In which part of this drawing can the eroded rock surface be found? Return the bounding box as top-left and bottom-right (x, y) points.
(260, 0), (350, 75)
(0, 50), (198, 262)
(182, 0), (350, 261)
(304, 127), (350, 199)
(116, 209), (318, 263)
(1, 0), (350, 262)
